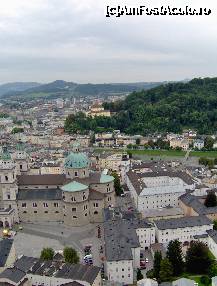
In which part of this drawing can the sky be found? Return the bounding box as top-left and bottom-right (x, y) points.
(0, 0), (217, 84)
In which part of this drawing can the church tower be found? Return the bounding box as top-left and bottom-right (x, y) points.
(13, 143), (30, 175)
(0, 146), (19, 222)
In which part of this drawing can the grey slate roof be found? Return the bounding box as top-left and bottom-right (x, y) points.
(155, 215), (212, 230)
(12, 256), (100, 285)
(17, 174), (66, 186)
(0, 239), (13, 267)
(14, 255), (38, 272)
(0, 267), (26, 283)
(179, 193), (217, 215)
(207, 229), (217, 243)
(17, 189), (62, 200)
(104, 220), (140, 261)
(127, 162), (195, 195)
(55, 263), (100, 284)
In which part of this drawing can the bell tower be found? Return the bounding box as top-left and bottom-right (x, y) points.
(0, 146), (19, 222)
(13, 143), (30, 175)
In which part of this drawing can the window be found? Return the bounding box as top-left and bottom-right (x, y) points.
(55, 211), (59, 214)
(54, 203), (59, 207)
(44, 211), (48, 214)
(73, 216), (77, 218)
(83, 171), (86, 175)
(94, 203), (98, 207)
(83, 205), (88, 210)
(43, 202), (48, 207)
(23, 211), (27, 213)
(71, 197), (76, 202)
(33, 203), (37, 207)
(34, 211), (37, 214)
(72, 207), (76, 212)
(7, 194), (10, 200)
(22, 203), (27, 208)
(94, 211), (98, 215)
(20, 164), (23, 170)
(74, 171), (78, 177)
(5, 176), (8, 181)
(85, 213), (87, 216)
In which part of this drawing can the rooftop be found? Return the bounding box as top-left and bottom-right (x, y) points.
(61, 181), (88, 193)
(17, 189), (62, 200)
(155, 215), (212, 230)
(0, 239), (14, 267)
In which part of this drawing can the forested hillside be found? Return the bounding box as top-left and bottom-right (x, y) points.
(65, 78), (217, 135)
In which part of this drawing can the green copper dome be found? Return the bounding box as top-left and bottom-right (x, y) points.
(61, 181), (88, 193)
(0, 150), (11, 161)
(64, 152), (89, 169)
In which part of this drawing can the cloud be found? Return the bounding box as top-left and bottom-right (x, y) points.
(0, 0), (216, 83)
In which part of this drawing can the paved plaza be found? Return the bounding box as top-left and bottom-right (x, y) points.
(13, 221), (103, 266)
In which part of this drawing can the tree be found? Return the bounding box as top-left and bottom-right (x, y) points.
(213, 220), (217, 230)
(40, 248), (54, 260)
(153, 251), (162, 280)
(186, 241), (212, 274)
(209, 262), (217, 278)
(63, 247), (80, 264)
(204, 191), (217, 207)
(200, 275), (211, 286)
(159, 258), (173, 282)
(166, 240), (184, 276)
(204, 136), (214, 150)
(136, 138), (141, 145)
(11, 127), (24, 134)
(137, 269), (144, 281)
(111, 171), (122, 196)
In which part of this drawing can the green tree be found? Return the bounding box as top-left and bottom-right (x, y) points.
(166, 240), (184, 276)
(40, 248), (54, 260)
(153, 251), (162, 280)
(213, 220), (217, 230)
(204, 191), (217, 207)
(11, 127), (24, 134)
(159, 258), (173, 282)
(209, 262), (217, 278)
(63, 247), (80, 264)
(204, 136), (214, 150)
(137, 269), (144, 281)
(136, 138), (141, 145)
(200, 275), (211, 286)
(111, 171), (122, 196)
(186, 241), (212, 274)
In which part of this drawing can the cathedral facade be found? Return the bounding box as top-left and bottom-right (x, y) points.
(0, 145), (116, 227)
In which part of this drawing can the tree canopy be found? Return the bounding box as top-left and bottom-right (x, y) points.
(40, 248), (54, 260)
(185, 241), (212, 274)
(204, 191), (217, 207)
(63, 247), (80, 264)
(65, 78), (217, 135)
(166, 240), (184, 276)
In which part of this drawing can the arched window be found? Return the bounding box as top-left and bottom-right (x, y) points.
(94, 211), (98, 215)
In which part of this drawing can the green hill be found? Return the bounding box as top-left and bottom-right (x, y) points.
(65, 77), (217, 135)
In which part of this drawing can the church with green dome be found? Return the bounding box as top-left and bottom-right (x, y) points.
(0, 143), (116, 227)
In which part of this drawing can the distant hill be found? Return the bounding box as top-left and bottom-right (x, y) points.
(64, 77), (217, 135)
(0, 80), (165, 100)
(0, 82), (41, 97)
